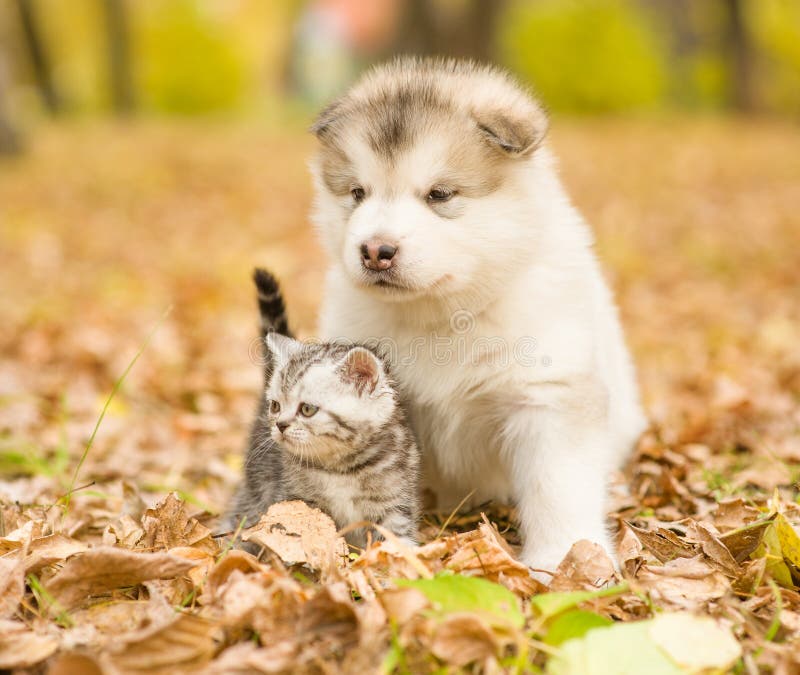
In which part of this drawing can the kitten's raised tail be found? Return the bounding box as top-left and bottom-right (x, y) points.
(253, 268), (292, 338)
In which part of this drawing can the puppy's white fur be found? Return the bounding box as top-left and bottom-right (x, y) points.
(310, 59), (646, 575)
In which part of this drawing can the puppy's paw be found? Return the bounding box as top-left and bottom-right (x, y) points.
(521, 546), (567, 586)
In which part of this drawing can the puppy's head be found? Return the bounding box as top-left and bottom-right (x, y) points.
(310, 57), (549, 303)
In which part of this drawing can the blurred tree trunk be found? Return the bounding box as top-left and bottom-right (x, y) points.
(0, 54), (22, 155)
(15, 0), (61, 113)
(393, 0), (505, 62)
(102, 0), (134, 114)
(722, 0), (755, 112)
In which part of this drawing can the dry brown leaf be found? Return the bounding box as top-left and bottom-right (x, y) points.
(48, 652), (105, 675)
(241, 500), (348, 572)
(732, 557), (767, 596)
(686, 520), (741, 577)
(713, 498), (761, 531)
(200, 549), (266, 604)
(720, 518), (774, 563)
(637, 556), (731, 610)
(0, 620), (59, 669)
(618, 524), (646, 578)
(167, 547), (216, 588)
(380, 587), (430, 624)
(0, 557), (26, 619)
(550, 539), (617, 591)
(626, 522), (698, 563)
(105, 612), (219, 674)
(414, 517), (541, 596)
(44, 547), (196, 610)
(103, 514), (145, 548)
(430, 613), (501, 667)
(139, 492), (216, 553)
(202, 641), (297, 675)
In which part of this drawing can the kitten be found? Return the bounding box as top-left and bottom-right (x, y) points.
(224, 268), (420, 549)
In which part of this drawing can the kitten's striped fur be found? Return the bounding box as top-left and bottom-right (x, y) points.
(224, 269), (420, 548)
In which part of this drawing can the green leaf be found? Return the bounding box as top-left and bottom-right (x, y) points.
(754, 522), (795, 588)
(530, 583), (629, 620)
(546, 613), (741, 675)
(394, 574), (523, 629)
(543, 610), (612, 646)
(547, 620), (680, 675)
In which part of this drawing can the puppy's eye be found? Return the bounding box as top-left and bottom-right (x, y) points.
(299, 403), (319, 417)
(350, 186), (365, 203)
(269, 400), (280, 415)
(427, 187), (454, 203)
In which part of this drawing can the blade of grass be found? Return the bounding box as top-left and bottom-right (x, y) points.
(61, 305), (172, 511)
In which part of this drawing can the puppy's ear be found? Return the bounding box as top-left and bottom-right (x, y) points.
(311, 99), (343, 140)
(473, 104), (548, 157)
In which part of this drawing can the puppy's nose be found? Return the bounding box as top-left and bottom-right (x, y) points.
(276, 421), (290, 433)
(360, 240), (397, 271)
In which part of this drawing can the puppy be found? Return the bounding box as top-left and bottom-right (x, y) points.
(309, 57), (646, 577)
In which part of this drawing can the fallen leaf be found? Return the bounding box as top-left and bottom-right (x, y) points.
(626, 522), (697, 564)
(430, 613), (501, 667)
(106, 612), (219, 674)
(649, 612), (742, 671)
(685, 521), (741, 577)
(241, 500), (348, 572)
(139, 492), (216, 553)
(0, 557), (25, 619)
(0, 620), (59, 669)
(636, 557), (730, 610)
(550, 540), (616, 591)
(395, 574), (524, 629)
(719, 518), (773, 563)
(543, 609), (613, 646)
(44, 547), (196, 610)
(48, 652), (105, 675)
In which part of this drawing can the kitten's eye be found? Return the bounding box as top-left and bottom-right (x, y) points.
(427, 186), (454, 203)
(269, 400), (280, 415)
(299, 403), (319, 417)
(350, 186), (365, 204)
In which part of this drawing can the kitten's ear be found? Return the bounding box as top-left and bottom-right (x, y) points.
(338, 347), (382, 395)
(472, 101), (548, 157)
(265, 332), (301, 368)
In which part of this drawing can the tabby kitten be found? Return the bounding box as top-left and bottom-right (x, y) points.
(224, 269), (420, 548)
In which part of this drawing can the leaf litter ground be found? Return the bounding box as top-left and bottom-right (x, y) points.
(0, 119), (799, 673)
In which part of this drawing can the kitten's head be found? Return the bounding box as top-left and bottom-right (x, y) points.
(264, 333), (396, 466)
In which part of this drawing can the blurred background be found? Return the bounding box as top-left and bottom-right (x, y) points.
(0, 1), (798, 514)
(1, 0), (800, 134)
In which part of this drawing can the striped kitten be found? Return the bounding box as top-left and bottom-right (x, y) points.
(224, 269), (420, 548)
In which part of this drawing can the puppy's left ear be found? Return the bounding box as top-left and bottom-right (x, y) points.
(473, 103), (548, 157)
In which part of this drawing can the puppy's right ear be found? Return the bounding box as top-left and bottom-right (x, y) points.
(311, 99), (343, 140)
(265, 332), (301, 368)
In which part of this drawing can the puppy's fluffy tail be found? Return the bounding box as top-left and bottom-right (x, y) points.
(253, 268), (292, 338)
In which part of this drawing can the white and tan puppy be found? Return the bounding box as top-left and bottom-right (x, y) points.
(310, 57), (646, 577)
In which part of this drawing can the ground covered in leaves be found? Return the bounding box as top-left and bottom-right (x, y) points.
(1, 117), (799, 673)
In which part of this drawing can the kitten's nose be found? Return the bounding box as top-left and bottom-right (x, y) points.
(276, 421), (290, 433)
(360, 240), (397, 271)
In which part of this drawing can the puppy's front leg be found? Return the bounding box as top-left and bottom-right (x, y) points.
(506, 385), (615, 581)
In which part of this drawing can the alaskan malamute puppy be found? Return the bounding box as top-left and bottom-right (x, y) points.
(310, 57), (646, 578)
